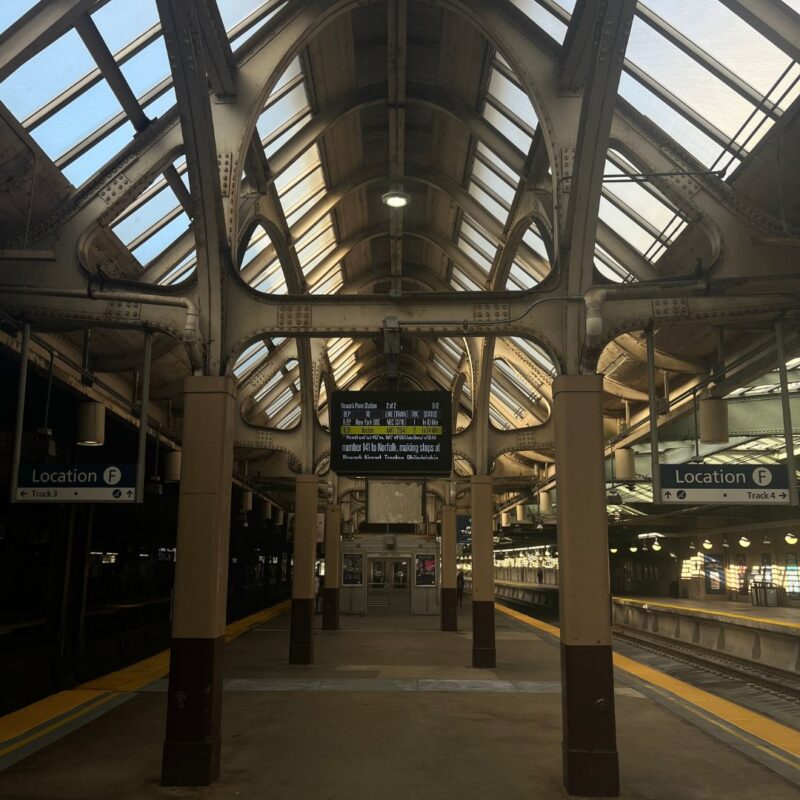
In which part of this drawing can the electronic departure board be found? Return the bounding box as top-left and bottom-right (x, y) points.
(330, 391), (452, 475)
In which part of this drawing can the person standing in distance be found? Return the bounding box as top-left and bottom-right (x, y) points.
(456, 569), (465, 607)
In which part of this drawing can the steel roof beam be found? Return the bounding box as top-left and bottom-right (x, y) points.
(0, 0), (110, 83)
(719, 0), (800, 64)
(195, 0), (238, 98)
(156, 0), (229, 373)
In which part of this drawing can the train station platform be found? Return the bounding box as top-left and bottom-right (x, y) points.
(1, 599), (799, 800)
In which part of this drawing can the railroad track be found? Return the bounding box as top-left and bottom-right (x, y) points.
(612, 625), (800, 703)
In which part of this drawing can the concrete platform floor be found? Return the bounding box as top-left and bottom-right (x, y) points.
(1, 599), (798, 800)
(617, 595), (800, 624)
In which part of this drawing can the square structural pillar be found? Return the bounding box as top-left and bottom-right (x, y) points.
(290, 474), (319, 663)
(470, 475), (495, 667)
(440, 505), (458, 631)
(553, 375), (619, 797)
(162, 376), (236, 787)
(323, 503), (341, 630)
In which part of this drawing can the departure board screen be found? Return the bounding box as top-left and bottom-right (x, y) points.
(330, 391), (452, 475)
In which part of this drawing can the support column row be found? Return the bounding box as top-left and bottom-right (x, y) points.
(162, 376), (236, 787)
(553, 374), (619, 797)
(323, 502), (341, 630)
(289, 474), (319, 664)
(470, 475), (495, 668)
(440, 504), (458, 631)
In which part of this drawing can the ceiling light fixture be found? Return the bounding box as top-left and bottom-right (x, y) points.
(785, 532), (798, 545)
(629, 544), (638, 553)
(651, 540), (662, 552)
(382, 189), (411, 208)
(609, 547), (618, 554)
(701, 539), (713, 550)
(738, 536), (750, 548)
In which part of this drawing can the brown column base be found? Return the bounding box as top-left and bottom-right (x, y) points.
(440, 587), (457, 631)
(561, 643), (619, 797)
(289, 598), (314, 664)
(322, 587), (339, 630)
(161, 636), (224, 786)
(471, 600), (495, 668)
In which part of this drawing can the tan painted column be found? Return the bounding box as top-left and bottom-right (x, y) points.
(553, 375), (618, 796)
(290, 474), (319, 663)
(323, 503), (341, 630)
(162, 376), (236, 787)
(440, 505), (458, 630)
(470, 475), (495, 667)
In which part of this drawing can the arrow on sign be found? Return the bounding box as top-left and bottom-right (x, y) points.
(126, 490), (134, 498)
(780, 492), (788, 499)
(664, 491), (672, 499)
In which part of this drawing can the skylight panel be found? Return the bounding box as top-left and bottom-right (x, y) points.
(451, 270), (482, 292)
(130, 211), (191, 267)
(510, 337), (557, 375)
(472, 159), (516, 206)
(279, 166), (326, 219)
(508, 0), (569, 43)
(252, 259), (287, 294)
(275, 144), (322, 194)
(598, 197), (657, 257)
(118, 35), (170, 98)
(233, 341), (269, 378)
(265, 112), (311, 156)
(488, 67), (538, 130)
(28, 79), (123, 162)
(476, 142), (519, 184)
(644, 0), (795, 105)
(482, 103), (533, 152)
(467, 182), (508, 228)
(257, 81), (309, 140)
(277, 405), (302, 430)
(310, 267), (343, 295)
(618, 73), (728, 169)
(626, 16), (772, 152)
(157, 252), (196, 286)
(240, 226), (273, 269)
(0, 29), (95, 120)
(91, 0), (160, 52)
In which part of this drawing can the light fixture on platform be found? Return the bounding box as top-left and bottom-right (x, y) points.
(651, 540), (662, 552)
(738, 536), (751, 548)
(762, 534), (771, 545)
(701, 539), (713, 550)
(382, 189), (411, 208)
(77, 401), (105, 446)
(609, 547), (618, 554)
(785, 532), (798, 545)
(629, 542), (638, 553)
(688, 540), (696, 552)
(722, 537), (730, 549)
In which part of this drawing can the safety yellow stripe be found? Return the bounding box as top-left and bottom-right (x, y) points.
(0, 599), (291, 752)
(496, 603), (800, 759)
(615, 597), (800, 631)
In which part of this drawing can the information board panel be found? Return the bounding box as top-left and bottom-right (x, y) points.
(331, 391), (451, 475)
(660, 463), (789, 504)
(16, 463), (137, 502)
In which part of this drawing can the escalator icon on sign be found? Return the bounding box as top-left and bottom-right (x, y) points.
(677, 490), (687, 500)
(112, 489), (122, 499)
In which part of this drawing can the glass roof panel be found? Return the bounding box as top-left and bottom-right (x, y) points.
(118, 36), (170, 98)
(91, 0), (160, 52)
(0, 30), (95, 120)
(644, 1), (793, 102)
(626, 16), (773, 151)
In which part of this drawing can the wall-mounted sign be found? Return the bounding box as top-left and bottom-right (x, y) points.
(16, 464), (137, 502)
(330, 391), (451, 475)
(660, 464), (789, 504)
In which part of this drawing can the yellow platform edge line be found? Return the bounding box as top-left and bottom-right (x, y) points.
(495, 603), (800, 760)
(614, 596), (800, 631)
(0, 598), (291, 750)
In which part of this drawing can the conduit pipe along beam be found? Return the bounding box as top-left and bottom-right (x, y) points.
(135, 332), (153, 503)
(776, 318), (799, 505)
(9, 322), (31, 503)
(0, 283), (204, 371)
(646, 328), (661, 502)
